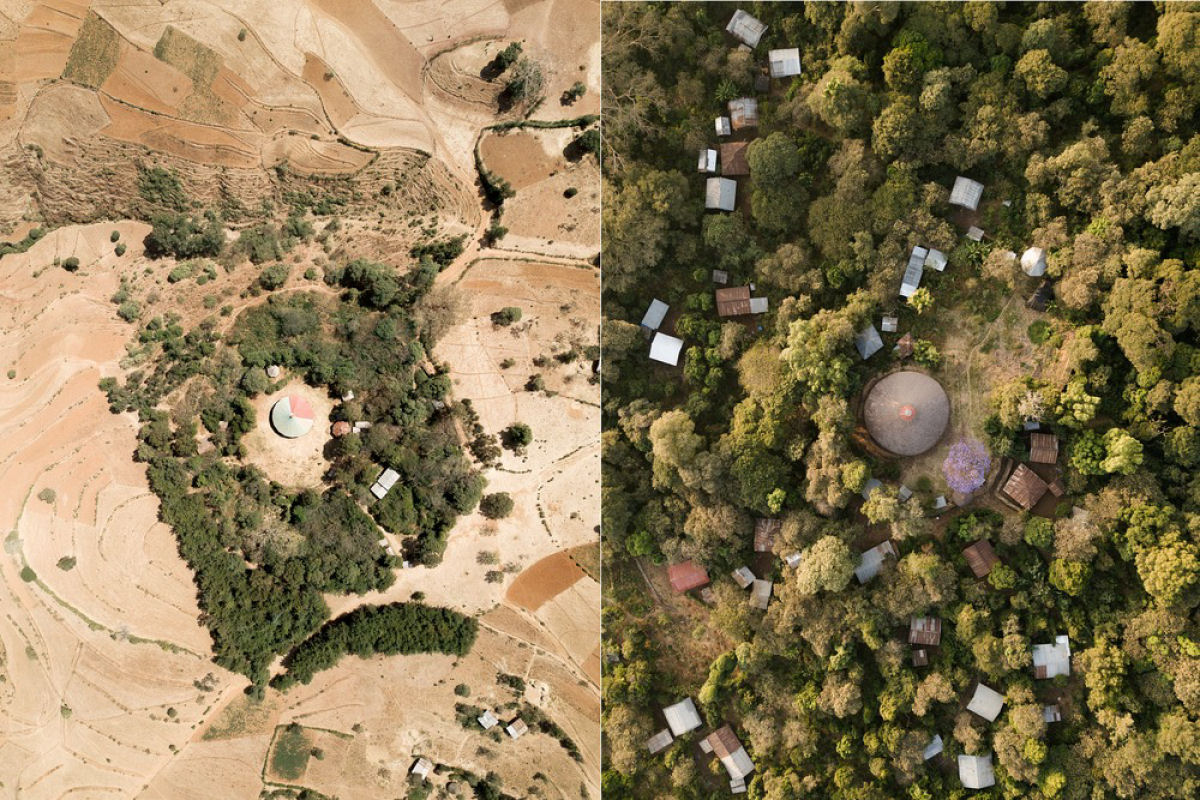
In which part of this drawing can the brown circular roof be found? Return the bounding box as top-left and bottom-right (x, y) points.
(864, 371), (950, 456)
(331, 420), (352, 437)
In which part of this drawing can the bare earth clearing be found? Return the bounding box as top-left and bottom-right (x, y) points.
(0, 0), (599, 797)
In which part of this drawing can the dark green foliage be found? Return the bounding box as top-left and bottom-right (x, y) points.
(490, 307), (521, 326)
(137, 165), (189, 212)
(143, 212), (224, 259)
(56, 556), (76, 571)
(274, 602), (477, 685)
(409, 235), (466, 269)
(62, 256), (80, 272)
(19, 566), (36, 582)
(479, 492), (514, 519)
(238, 223), (283, 264)
(115, 243), (127, 256)
(258, 263), (290, 290)
(110, 230), (120, 242)
(500, 423), (531, 451)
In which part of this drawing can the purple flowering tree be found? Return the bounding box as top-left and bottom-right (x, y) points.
(942, 439), (991, 495)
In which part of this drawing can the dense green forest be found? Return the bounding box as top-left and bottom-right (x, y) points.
(101, 202), (483, 689)
(601, 3), (1199, 799)
(272, 602), (477, 688)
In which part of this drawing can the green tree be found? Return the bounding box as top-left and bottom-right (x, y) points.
(794, 536), (855, 595)
(1101, 428), (1144, 475)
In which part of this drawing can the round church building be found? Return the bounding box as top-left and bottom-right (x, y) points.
(270, 394), (315, 438)
(863, 371), (950, 457)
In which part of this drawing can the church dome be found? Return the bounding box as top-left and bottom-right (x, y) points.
(864, 371), (950, 456)
(270, 395), (315, 438)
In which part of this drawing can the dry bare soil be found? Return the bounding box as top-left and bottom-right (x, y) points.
(0, 0), (600, 798)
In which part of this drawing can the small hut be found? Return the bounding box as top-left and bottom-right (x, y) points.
(963, 540), (999, 578)
(1001, 463), (1049, 510)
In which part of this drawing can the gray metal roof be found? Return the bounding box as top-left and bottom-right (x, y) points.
(967, 683), (1005, 721)
(663, 698), (702, 736)
(641, 299), (669, 330)
(706, 177), (737, 211)
(649, 332), (684, 366)
(1022, 247), (1047, 276)
(726, 10), (767, 47)
(958, 754), (995, 789)
(901, 246), (928, 297)
(768, 48), (801, 77)
(855, 324), (884, 359)
(950, 176), (984, 210)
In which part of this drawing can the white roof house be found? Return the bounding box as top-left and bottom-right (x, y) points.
(478, 710), (499, 729)
(705, 177), (737, 211)
(641, 299), (669, 330)
(923, 734), (944, 761)
(1043, 705), (1062, 723)
(726, 10), (767, 47)
(967, 683), (1005, 722)
(370, 467), (400, 500)
(966, 226), (985, 242)
(958, 754), (996, 789)
(749, 297), (769, 314)
(784, 551), (802, 568)
(663, 698), (703, 736)
(854, 540), (897, 584)
(646, 728), (674, 754)
(1032, 635), (1071, 679)
(925, 248), (947, 271)
(900, 246), (928, 297)
(411, 757), (433, 779)
(731, 566), (756, 589)
(1021, 247), (1047, 277)
(506, 719), (528, 739)
(855, 324), (884, 359)
(749, 579), (772, 610)
(698, 148), (718, 173)
(649, 332), (684, 366)
(881, 315), (898, 333)
(950, 176), (984, 210)
(768, 48), (801, 78)
(716, 116), (732, 137)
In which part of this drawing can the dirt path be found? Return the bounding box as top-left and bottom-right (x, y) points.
(961, 293), (1020, 436)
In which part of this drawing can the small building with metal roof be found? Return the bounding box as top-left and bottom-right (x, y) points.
(958, 753), (996, 789)
(967, 683), (1005, 722)
(855, 324), (884, 359)
(706, 177), (737, 211)
(728, 97), (758, 129)
(725, 9), (767, 47)
(650, 332), (684, 366)
(949, 176), (984, 210)
(1021, 247), (1047, 277)
(1032, 635), (1071, 679)
(641, 299), (669, 331)
(768, 48), (801, 78)
(663, 698), (703, 736)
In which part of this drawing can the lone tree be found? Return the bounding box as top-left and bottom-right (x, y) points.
(479, 492), (514, 519)
(501, 423), (532, 452)
(943, 439), (991, 495)
(505, 58), (545, 103)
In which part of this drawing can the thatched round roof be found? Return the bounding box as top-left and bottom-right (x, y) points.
(864, 371), (950, 456)
(270, 395), (315, 438)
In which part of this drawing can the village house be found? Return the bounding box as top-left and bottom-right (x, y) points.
(701, 724), (755, 792)
(706, 177), (737, 211)
(370, 467), (399, 500)
(728, 97), (758, 130)
(949, 176), (985, 211)
(719, 141), (750, 176)
(967, 683), (1005, 722)
(667, 561), (710, 593)
(958, 753), (996, 789)
(855, 540), (898, 584)
(649, 332), (684, 366)
(1029, 432), (1059, 464)
(963, 539), (1000, 578)
(767, 48), (801, 78)
(646, 728), (674, 755)
(731, 566), (756, 589)
(411, 757), (433, 780)
(749, 579), (772, 610)
(1032, 635), (1071, 679)
(909, 616), (942, 647)
(506, 718), (528, 739)
(640, 299), (669, 331)
(725, 9), (767, 47)
(1021, 247), (1047, 277)
(855, 324), (884, 359)
(662, 697), (703, 736)
(923, 735), (944, 760)
(1001, 463), (1050, 510)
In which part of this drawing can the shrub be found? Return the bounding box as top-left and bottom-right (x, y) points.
(117, 301), (141, 322)
(564, 187), (578, 199)
(524, 374), (544, 392)
(258, 263), (291, 290)
(491, 307), (522, 326)
(1028, 320), (1051, 344)
(20, 566), (36, 582)
(37, 488), (56, 504)
(1024, 517), (1054, 549)
(237, 28), (247, 41)
(454, 683), (471, 697)
(137, 166), (188, 212)
(62, 256), (80, 272)
(110, 230), (121, 242)
(479, 493), (514, 519)
(144, 213), (224, 259)
(57, 556), (76, 571)
(115, 243), (127, 256)
(505, 57), (545, 102)
(6, 369), (14, 379)
(500, 423), (532, 451)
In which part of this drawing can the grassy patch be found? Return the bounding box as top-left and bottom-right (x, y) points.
(567, 542), (601, 582)
(1027, 319), (1051, 345)
(202, 694), (276, 741)
(62, 12), (121, 88)
(153, 26), (235, 124)
(269, 724), (311, 781)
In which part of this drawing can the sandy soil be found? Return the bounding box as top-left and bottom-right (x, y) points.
(0, 223), (243, 799)
(0, 0), (600, 794)
(241, 381), (335, 490)
(482, 127), (601, 259)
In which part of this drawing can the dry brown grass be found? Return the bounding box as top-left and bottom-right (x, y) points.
(61, 11), (120, 88)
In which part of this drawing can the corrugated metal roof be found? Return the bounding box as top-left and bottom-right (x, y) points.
(950, 176), (984, 210)
(726, 10), (767, 47)
(768, 48), (801, 77)
(706, 177), (737, 210)
(641, 299), (668, 330)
